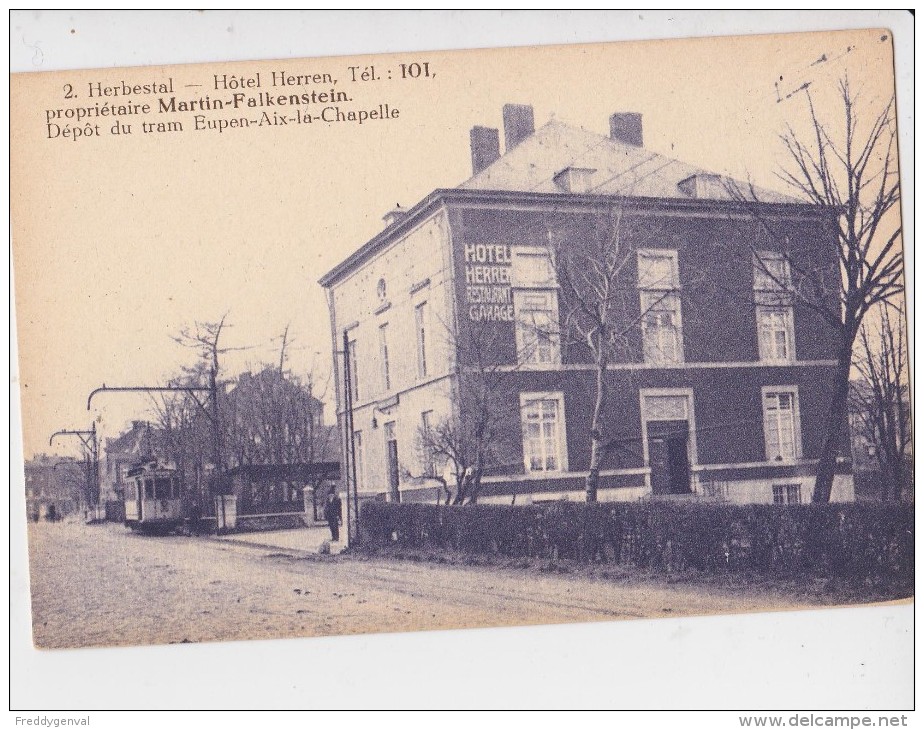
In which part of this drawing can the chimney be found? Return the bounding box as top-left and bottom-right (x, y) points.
(470, 126), (500, 175)
(609, 112), (643, 147)
(503, 104), (535, 152)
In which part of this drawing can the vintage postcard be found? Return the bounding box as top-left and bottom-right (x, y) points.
(10, 12), (913, 710)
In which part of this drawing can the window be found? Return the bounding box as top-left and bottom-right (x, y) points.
(154, 477), (173, 499)
(511, 247), (560, 367)
(638, 250), (679, 290)
(754, 253), (795, 362)
(643, 394), (689, 421)
(521, 393), (568, 473)
(511, 247), (556, 288)
(638, 250), (683, 365)
(641, 292), (683, 364)
(514, 290), (560, 366)
(378, 323), (391, 392)
(352, 431), (364, 492)
(347, 337), (360, 402)
(757, 307), (794, 362)
(753, 252), (791, 294)
(772, 483), (802, 505)
(553, 167), (596, 194)
(763, 388), (802, 461)
(414, 301), (428, 378)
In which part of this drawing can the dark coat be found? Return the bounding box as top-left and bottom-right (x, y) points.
(324, 495), (342, 523)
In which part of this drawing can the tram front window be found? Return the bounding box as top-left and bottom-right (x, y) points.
(144, 479), (155, 499)
(155, 477), (173, 499)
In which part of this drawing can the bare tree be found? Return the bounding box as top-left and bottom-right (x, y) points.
(730, 79), (903, 502)
(405, 420), (461, 505)
(52, 458), (88, 510)
(148, 362), (216, 509)
(153, 320), (336, 507)
(851, 302), (912, 502)
(548, 206), (692, 502)
(171, 314), (255, 493)
(408, 323), (520, 505)
(171, 314), (248, 379)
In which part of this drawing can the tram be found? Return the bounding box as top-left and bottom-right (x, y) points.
(124, 460), (185, 533)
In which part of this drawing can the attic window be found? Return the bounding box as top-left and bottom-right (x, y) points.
(553, 167), (596, 194)
(677, 173), (727, 199)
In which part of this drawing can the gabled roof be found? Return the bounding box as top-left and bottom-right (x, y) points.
(459, 119), (800, 204)
(106, 422), (154, 457)
(319, 119), (815, 287)
(230, 368), (324, 408)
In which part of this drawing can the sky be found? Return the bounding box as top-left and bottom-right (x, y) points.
(10, 13), (910, 465)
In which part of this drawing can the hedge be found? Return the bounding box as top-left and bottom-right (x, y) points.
(359, 501), (913, 590)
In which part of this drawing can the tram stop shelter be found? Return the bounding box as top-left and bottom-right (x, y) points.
(225, 462), (341, 526)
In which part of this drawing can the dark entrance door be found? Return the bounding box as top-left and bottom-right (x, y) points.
(647, 419), (692, 495)
(385, 422), (401, 503)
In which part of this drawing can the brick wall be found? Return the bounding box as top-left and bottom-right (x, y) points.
(447, 200), (847, 482)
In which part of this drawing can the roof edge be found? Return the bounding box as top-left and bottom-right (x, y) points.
(318, 190), (451, 288)
(317, 188), (833, 288)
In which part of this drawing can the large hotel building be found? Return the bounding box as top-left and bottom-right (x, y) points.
(320, 105), (854, 506)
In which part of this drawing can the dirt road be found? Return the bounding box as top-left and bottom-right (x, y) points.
(26, 521), (822, 649)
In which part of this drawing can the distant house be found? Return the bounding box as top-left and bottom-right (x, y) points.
(224, 368), (330, 468)
(320, 104), (854, 506)
(24, 454), (82, 521)
(221, 367), (341, 523)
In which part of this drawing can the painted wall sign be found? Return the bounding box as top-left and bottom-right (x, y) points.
(464, 244), (513, 321)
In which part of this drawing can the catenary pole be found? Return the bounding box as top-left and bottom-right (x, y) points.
(342, 330), (360, 543)
(50, 426), (99, 514)
(87, 382), (219, 520)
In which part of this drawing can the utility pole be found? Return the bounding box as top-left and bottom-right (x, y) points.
(208, 367), (223, 495)
(340, 331), (360, 543)
(49, 422), (99, 515)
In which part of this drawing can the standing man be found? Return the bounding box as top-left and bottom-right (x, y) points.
(324, 490), (343, 542)
(188, 500), (202, 536)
